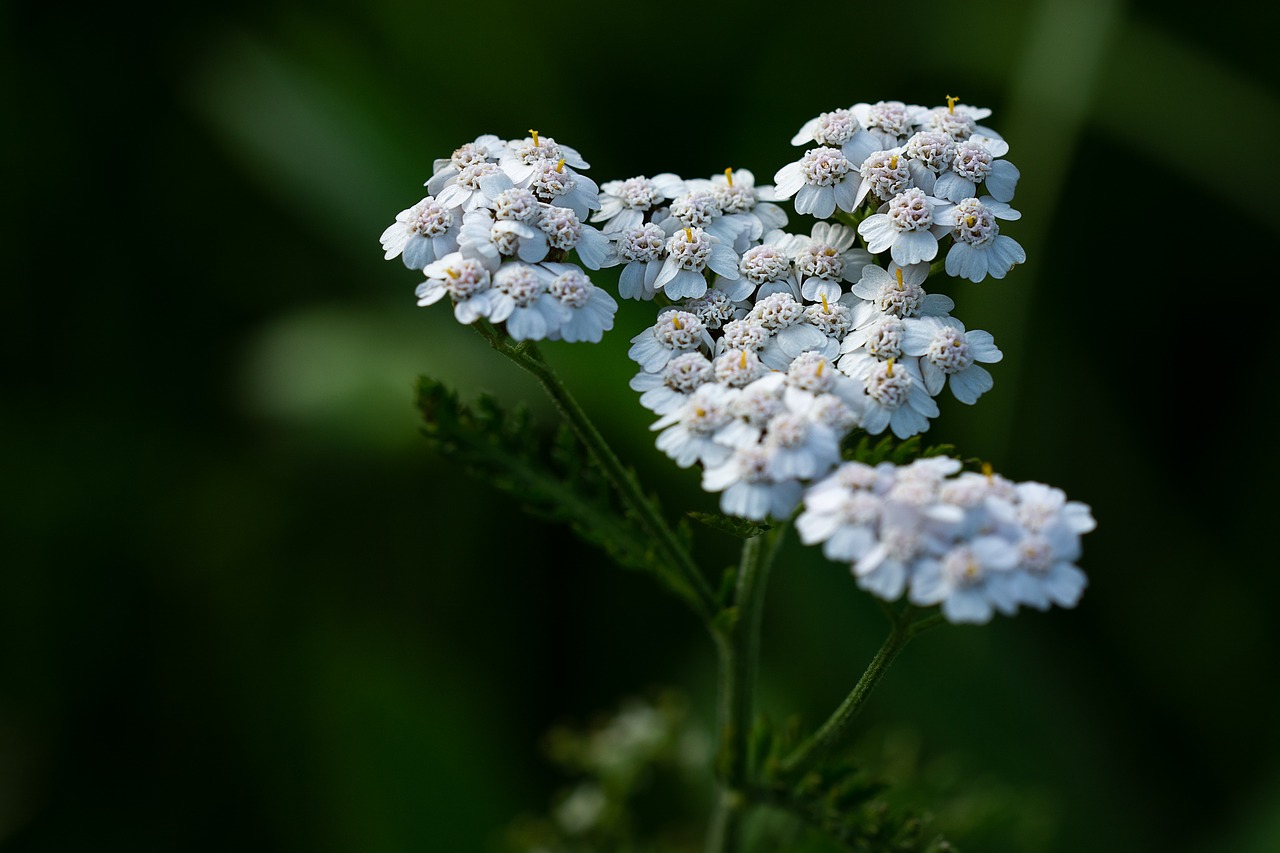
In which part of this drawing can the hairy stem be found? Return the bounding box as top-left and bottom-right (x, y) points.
(476, 326), (718, 623)
(706, 524), (788, 853)
(780, 607), (935, 777)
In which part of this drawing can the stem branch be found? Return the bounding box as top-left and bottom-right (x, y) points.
(476, 327), (718, 623)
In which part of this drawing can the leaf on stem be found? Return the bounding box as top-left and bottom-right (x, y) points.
(417, 375), (676, 587)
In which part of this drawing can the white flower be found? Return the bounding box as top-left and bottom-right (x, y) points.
(628, 310), (712, 372)
(416, 247), (501, 324)
(713, 348), (768, 388)
(498, 130), (589, 187)
(935, 197), (1025, 282)
(791, 108), (880, 164)
(853, 148), (912, 208)
(790, 222), (873, 303)
(848, 263), (954, 322)
(592, 173), (686, 233)
(773, 147), (859, 218)
(902, 131), (957, 196)
(902, 316), (1002, 403)
(435, 160), (504, 212)
(425, 135), (507, 195)
(763, 411), (840, 480)
(540, 262), (618, 343)
(629, 351), (714, 414)
(844, 356), (939, 439)
(652, 384), (737, 469)
(704, 168), (789, 250)
(526, 157), (600, 220)
(934, 139), (1020, 203)
(909, 536), (1021, 623)
(852, 100), (919, 148)
(857, 188), (948, 266)
(486, 262), (566, 341)
(379, 196), (461, 270)
(458, 208), (549, 263)
(918, 100), (1005, 149)
(728, 242), (800, 303)
(702, 445), (804, 521)
(538, 206), (614, 270)
(654, 227), (739, 300)
(615, 224), (668, 300)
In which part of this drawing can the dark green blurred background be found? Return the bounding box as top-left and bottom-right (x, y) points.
(4, 0), (1277, 849)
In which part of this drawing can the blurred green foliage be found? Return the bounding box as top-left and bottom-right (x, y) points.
(4, 0), (1278, 850)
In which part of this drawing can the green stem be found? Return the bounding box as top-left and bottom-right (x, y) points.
(475, 326), (718, 623)
(779, 606), (933, 777)
(706, 524), (788, 853)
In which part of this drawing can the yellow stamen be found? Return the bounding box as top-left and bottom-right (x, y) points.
(886, 357), (895, 377)
(946, 95), (959, 114)
(724, 167), (734, 186)
(684, 227), (693, 242)
(672, 315), (684, 330)
(982, 461), (994, 482)
(446, 268), (460, 279)
(820, 293), (830, 314)
(824, 247), (837, 257)
(528, 129), (540, 147)
(555, 158), (566, 173)
(895, 268), (904, 290)
(816, 360), (825, 376)
(964, 215), (977, 228)
(890, 155), (899, 169)
(694, 407), (706, 418)
(740, 349), (748, 368)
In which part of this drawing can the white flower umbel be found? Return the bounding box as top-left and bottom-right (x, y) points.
(936, 197), (1026, 282)
(934, 139), (1020, 204)
(615, 224), (668, 300)
(380, 196), (461, 270)
(857, 188), (948, 267)
(593, 173), (686, 234)
(654, 227), (739, 301)
(773, 146), (858, 218)
(629, 351), (715, 415)
(799, 457), (1094, 621)
(416, 247), (501, 324)
(902, 316), (1002, 404)
(540, 262), (618, 343)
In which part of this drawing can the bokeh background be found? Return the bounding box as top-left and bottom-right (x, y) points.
(5, 0), (1278, 849)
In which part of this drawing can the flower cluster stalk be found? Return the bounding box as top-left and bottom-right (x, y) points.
(476, 323), (719, 624)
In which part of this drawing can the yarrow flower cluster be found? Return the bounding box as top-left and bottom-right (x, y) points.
(383, 101), (1093, 624)
(380, 131), (618, 343)
(614, 98), (1027, 520)
(796, 458), (1095, 623)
